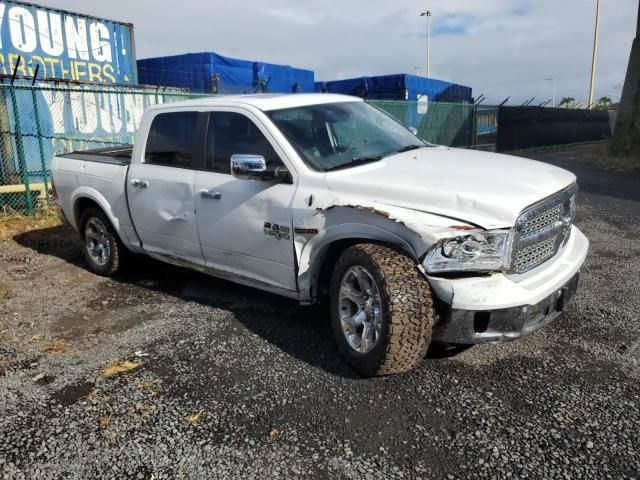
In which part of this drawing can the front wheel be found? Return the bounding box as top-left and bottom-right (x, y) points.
(79, 207), (127, 276)
(329, 244), (435, 376)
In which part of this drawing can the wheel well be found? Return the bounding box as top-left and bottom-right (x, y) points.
(314, 238), (414, 302)
(74, 197), (103, 230)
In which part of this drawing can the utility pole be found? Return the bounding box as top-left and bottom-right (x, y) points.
(420, 10), (432, 78)
(588, 0), (601, 107)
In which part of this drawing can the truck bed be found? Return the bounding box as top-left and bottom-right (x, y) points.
(61, 146), (133, 166)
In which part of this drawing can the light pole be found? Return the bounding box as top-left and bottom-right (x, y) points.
(420, 10), (432, 78)
(545, 77), (556, 107)
(588, 0), (601, 108)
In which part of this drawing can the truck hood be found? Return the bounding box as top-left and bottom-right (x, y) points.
(323, 147), (576, 229)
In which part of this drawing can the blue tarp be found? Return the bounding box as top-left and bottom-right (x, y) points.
(320, 74), (473, 133)
(138, 52), (314, 94)
(322, 74), (472, 103)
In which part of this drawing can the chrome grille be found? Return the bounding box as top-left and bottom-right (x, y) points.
(510, 185), (577, 274)
(520, 204), (562, 235)
(512, 236), (558, 272)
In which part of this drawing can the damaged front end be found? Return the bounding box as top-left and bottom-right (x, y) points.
(297, 193), (588, 347)
(295, 195), (491, 304)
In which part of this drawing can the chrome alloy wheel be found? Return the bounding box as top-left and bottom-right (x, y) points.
(339, 265), (383, 354)
(84, 218), (111, 267)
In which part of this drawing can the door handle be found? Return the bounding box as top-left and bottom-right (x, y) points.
(200, 189), (222, 200)
(131, 179), (149, 188)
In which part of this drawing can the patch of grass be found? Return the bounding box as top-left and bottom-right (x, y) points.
(186, 410), (204, 426)
(0, 206), (63, 241)
(27, 336), (68, 354)
(99, 414), (112, 429)
(0, 284), (13, 301)
(514, 142), (640, 175)
(137, 380), (160, 397)
(99, 360), (141, 378)
(41, 341), (68, 354)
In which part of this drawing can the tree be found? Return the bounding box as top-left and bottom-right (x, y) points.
(593, 96), (613, 110)
(611, 1), (640, 159)
(558, 97), (576, 108)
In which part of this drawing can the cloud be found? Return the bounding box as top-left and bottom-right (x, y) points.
(39, 0), (637, 103)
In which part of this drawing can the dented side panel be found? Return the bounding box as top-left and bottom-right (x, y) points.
(126, 163), (204, 265)
(290, 180), (482, 303)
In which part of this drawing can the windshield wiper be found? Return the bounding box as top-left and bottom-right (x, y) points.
(324, 156), (382, 172)
(385, 144), (424, 156)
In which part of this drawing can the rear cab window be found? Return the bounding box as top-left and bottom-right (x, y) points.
(145, 111), (200, 169)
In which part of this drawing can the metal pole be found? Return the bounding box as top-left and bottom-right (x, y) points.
(588, 0), (601, 108)
(545, 77), (556, 107)
(31, 86), (49, 206)
(9, 83), (33, 215)
(427, 12), (431, 77)
(420, 11), (432, 78)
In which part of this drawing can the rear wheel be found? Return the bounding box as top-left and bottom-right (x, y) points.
(329, 243), (435, 376)
(79, 207), (126, 276)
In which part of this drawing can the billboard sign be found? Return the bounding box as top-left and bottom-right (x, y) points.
(0, 1), (136, 84)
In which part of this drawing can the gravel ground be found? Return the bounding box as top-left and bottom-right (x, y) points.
(1, 146), (639, 479)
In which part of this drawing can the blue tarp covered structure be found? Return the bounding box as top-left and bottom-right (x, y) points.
(320, 74), (472, 103)
(318, 74), (473, 135)
(138, 52), (315, 94)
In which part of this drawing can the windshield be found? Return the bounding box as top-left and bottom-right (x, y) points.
(266, 101), (427, 171)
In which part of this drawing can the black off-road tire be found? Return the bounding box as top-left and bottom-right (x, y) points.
(329, 243), (435, 376)
(79, 207), (127, 277)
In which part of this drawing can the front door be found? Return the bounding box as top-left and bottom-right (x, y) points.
(194, 110), (297, 292)
(127, 110), (205, 266)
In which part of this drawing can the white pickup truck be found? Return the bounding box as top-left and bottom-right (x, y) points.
(51, 93), (589, 376)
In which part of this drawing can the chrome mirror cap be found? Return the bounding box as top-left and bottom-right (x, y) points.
(231, 154), (267, 180)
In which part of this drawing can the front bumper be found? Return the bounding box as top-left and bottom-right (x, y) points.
(426, 226), (589, 344)
(432, 273), (579, 344)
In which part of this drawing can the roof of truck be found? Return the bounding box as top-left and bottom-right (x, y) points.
(150, 93), (362, 112)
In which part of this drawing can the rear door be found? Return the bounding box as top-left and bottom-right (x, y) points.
(127, 110), (206, 265)
(194, 109), (297, 292)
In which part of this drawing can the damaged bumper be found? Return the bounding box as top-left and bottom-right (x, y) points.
(427, 226), (589, 344)
(432, 273), (580, 344)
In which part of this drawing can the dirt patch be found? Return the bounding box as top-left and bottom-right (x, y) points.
(51, 381), (95, 406)
(52, 309), (156, 340)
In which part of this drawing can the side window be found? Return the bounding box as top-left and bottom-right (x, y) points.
(206, 112), (282, 174)
(145, 111), (199, 168)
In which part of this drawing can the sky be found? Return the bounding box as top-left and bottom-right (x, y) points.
(40, 0), (639, 104)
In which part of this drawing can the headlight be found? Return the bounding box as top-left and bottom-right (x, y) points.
(424, 230), (511, 274)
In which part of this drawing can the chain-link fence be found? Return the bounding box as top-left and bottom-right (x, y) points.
(371, 100), (479, 148)
(0, 81), (203, 215)
(0, 82), (497, 217)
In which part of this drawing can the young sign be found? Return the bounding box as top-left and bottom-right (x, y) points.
(0, 1), (136, 83)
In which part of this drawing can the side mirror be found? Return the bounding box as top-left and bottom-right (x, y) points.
(230, 154), (291, 182)
(409, 127), (419, 136)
